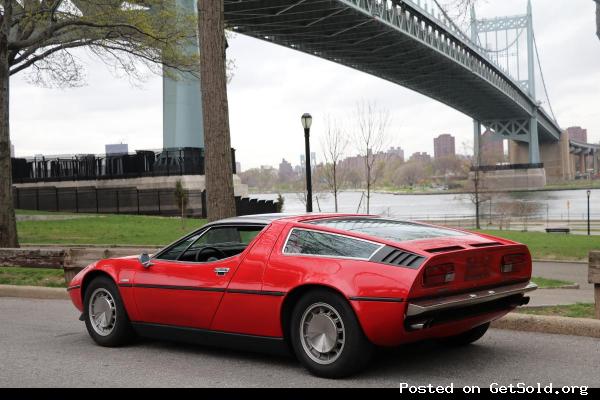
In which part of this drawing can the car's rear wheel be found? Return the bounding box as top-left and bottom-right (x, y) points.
(290, 289), (374, 378)
(441, 322), (490, 346)
(83, 276), (135, 347)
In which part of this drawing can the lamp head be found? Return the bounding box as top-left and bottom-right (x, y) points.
(301, 113), (313, 130)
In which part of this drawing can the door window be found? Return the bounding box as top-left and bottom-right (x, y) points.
(156, 233), (202, 261)
(178, 225), (266, 263)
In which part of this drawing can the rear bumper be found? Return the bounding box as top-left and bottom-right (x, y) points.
(406, 281), (537, 317)
(352, 281), (536, 346)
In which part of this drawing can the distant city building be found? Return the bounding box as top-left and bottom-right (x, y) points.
(105, 143), (129, 155)
(566, 126), (588, 143)
(387, 146), (405, 162)
(434, 134), (456, 159)
(481, 129), (505, 164)
(410, 152), (431, 163)
(278, 158), (295, 182)
(235, 162), (242, 174)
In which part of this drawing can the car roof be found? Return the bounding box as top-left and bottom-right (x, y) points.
(208, 213), (375, 226)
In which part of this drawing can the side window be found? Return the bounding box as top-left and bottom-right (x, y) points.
(283, 229), (381, 260)
(178, 225), (266, 263)
(156, 233), (202, 261)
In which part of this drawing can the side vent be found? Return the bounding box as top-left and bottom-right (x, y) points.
(425, 246), (464, 254)
(470, 242), (502, 248)
(370, 246), (425, 269)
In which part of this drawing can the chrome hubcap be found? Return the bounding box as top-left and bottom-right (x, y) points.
(88, 288), (116, 336)
(300, 302), (345, 365)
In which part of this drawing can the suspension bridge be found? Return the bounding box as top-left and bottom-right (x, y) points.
(166, 0), (599, 186)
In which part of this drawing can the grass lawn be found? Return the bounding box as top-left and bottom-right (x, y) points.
(516, 303), (596, 319)
(480, 230), (600, 262)
(0, 267), (66, 287)
(531, 276), (575, 289)
(13, 211), (600, 261)
(17, 212), (207, 246)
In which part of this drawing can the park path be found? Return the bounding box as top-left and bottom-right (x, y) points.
(529, 261), (594, 306)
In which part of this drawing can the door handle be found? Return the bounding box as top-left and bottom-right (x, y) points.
(214, 267), (230, 276)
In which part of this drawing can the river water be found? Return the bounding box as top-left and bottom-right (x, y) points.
(253, 189), (600, 221)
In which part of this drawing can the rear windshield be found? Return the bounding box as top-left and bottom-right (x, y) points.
(308, 218), (465, 242)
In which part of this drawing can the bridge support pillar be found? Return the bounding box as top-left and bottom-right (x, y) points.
(509, 141), (529, 164)
(163, 0), (205, 149)
(473, 120), (481, 166)
(528, 115), (540, 164)
(580, 154), (588, 175)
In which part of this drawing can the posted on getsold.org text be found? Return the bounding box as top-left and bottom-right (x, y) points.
(399, 382), (589, 396)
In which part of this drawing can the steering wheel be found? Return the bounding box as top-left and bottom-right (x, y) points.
(195, 246), (227, 262)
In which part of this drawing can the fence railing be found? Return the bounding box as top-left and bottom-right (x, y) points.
(13, 186), (280, 218)
(471, 163), (545, 172)
(11, 147), (237, 184)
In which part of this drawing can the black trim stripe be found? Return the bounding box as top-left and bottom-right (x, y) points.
(226, 289), (285, 297)
(349, 296), (404, 303)
(119, 283), (286, 297)
(125, 284), (225, 292)
(66, 285), (81, 292)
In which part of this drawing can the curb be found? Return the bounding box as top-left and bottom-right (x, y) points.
(533, 259), (587, 265)
(536, 284), (580, 290)
(0, 285), (69, 300)
(491, 313), (600, 339)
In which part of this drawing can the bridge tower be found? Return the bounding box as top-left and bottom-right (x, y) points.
(470, 0), (541, 165)
(162, 0), (204, 150)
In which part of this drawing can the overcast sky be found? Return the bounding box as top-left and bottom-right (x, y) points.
(9, 0), (600, 170)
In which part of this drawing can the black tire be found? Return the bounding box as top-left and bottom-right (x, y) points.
(290, 289), (374, 379)
(83, 276), (135, 347)
(441, 322), (490, 346)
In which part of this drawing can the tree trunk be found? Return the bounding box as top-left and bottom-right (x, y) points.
(198, 0), (236, 222)
(365, 158), (371, 214)
(474, 170), (481, 230)
(333, 162), (338, 212)
(0, 30), (18, 248)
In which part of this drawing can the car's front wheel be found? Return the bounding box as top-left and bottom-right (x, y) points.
(290, 289), (374, 378)
(83, 276), (135, 347)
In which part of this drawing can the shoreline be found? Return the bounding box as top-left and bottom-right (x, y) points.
(249, 186), (600, 197)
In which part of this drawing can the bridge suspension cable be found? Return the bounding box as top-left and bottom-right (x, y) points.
(533, 30), (558, 123)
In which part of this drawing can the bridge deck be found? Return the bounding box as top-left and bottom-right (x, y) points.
(224, 0), (561, 141)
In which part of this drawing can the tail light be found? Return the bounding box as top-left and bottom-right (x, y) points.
(501, 253), (527, 273)
(423, 263), (455, 287)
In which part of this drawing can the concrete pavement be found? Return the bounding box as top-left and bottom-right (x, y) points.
(530, 261), (594, 306)
(0, 297), (598, 388)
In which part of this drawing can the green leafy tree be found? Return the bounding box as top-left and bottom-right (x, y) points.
(0, 1), (199, 247)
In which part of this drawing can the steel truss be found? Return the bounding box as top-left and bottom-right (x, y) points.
(223, 0), (561, 150)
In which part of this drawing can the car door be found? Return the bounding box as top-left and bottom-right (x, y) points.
(131, 224), (265, 329)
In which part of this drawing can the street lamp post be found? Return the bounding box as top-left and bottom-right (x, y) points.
(587, 190), (591, 236)
(301, 113), (313, 213)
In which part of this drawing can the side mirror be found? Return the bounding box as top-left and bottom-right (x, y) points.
(139, 253), (153, 268)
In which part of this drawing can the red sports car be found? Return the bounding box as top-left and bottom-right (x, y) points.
(68, 214), (536, 378)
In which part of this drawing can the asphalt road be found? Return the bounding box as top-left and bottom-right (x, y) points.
(0, 298), (598, 388)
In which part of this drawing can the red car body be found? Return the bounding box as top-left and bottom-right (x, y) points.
(68, 214), (535, 355)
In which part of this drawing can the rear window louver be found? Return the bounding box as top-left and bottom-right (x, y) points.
(370, 246), (425, 269)
(425, 246), (464, 253)
(470, 242), (502, 248)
